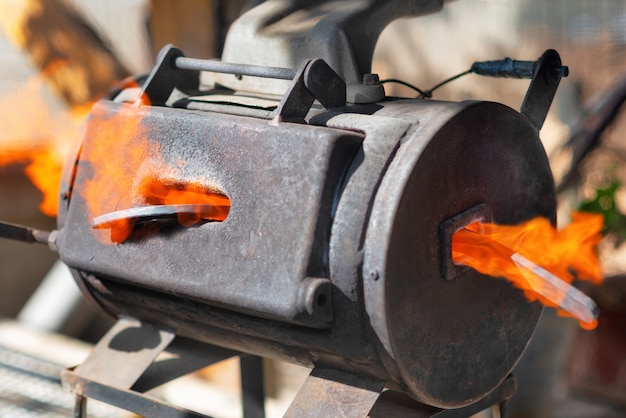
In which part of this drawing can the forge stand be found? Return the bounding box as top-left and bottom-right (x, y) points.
(61, 317), (516, 418)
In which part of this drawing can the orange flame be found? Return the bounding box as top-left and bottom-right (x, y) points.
(0, 148), (62, 217)
(80, 96), (149, 242)
(80, 92), (230, 243)
(452, 212), (604, 329)
(24, 148), (63, 216)
(139, 178), (230, 227)
(0, 62), (90, 216)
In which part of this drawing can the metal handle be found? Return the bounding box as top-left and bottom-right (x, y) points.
(174, 57), (297, 80)
(0, 220), (52, 245)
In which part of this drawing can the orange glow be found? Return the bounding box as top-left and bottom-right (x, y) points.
(24, 148), (63, 216)
(81, 93), (230, 243)
(452, 212), (603, 329)
(79, 93), (151, 243)
(0, 63), (90, 216)
(0, 144), (63, 216)
(139, 178), (230, 227)
(81, 99), (148, 214)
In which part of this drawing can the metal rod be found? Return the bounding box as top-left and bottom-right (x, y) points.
(0, 220), (51, 244)
(174, 57), (297, 80)
(240, 355), (265, 418)
(511, 252), (599, 326)
(73, 395), (87, 418)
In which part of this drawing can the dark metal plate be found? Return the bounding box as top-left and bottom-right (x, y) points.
(57, 101), (362, 328)
(364, 101), (555, 407)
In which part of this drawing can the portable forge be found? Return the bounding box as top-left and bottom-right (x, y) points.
(5, 1), (571, 417)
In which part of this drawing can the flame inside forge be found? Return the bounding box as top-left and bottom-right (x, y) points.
(452, 212), (604, 329)
(138, 178), (230, 226)
(81, 101), (230, 244)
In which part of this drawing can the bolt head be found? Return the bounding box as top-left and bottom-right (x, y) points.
(363, 73), (380, 85)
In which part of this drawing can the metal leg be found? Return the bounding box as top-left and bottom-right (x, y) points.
(62, 316), (235, 418)
(73, 395), (87, 418)
(498, 398), (509, 418)
(72, 316), (176, 389)
(368, 374), (517, 418)
(284, 367), (385, 418)
(240, 355), (266, 418)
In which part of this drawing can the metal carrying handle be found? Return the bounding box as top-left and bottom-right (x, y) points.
(174, 57), (297, 81)
(139, 45), (346, 122)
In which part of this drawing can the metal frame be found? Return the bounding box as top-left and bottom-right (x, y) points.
(62, 317), (517, 418)
(61, 317), (266, 418)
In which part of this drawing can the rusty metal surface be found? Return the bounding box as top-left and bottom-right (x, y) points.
(283, 367), (385, 418)
(74, 316), (175, 389)
(59, 98), (556, 411)
(58, 101), (362, 328)
(363, 100), (555, 408)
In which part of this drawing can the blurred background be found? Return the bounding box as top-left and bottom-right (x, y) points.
(0, 0), (624, 417)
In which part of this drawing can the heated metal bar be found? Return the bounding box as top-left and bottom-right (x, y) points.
(174, 57), (297, 80)
(511, 253), (599, 326)
(91, 204), (229, 229)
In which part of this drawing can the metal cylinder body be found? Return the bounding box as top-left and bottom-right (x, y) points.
(57, 97), (555, 408)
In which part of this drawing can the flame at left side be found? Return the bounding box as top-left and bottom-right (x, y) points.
(81, 93), (231, 244)
(0, 65), (90, 216)
(0, 0), (130, 217)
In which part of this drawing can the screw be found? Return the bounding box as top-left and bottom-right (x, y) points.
(552, 66), (569, 78)
(363, 73), (380, 85)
